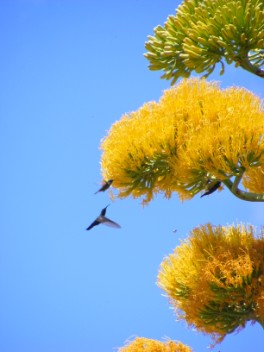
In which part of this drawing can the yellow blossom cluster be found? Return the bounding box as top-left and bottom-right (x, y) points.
(118, 337), (192, 352)
(158, 224), (264, 342)
(243, 165), (264, 193)
(100, 79), (264, 203)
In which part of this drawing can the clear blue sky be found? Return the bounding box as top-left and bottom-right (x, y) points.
(0, 1), (263, 351)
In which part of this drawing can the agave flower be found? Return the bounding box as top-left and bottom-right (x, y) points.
(100, 79), (264, 204)
(118, 337), (192, 352)
(145, 0), (264, 83)
(158, 223), (264, 343)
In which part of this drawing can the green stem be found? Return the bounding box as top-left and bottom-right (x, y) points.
(239, 55), (264, 78)
(231, 172), (244, 193)
(223, 179), (264, 202)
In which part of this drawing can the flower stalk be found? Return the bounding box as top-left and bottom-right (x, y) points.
(223, 179), (264, 201)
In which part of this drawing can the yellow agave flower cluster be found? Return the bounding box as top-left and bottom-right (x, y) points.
(118, 337), (192, 352)
(100, 79), (264, 204)
(158, 224), (264, 341)
(145, 0), (264, 83)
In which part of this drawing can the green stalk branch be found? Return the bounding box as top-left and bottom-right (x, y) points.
(231, 171), (244, 193)
(223, 179), (264, 202)
(239, 55), (264, 78)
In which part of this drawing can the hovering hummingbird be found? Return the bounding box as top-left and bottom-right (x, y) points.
(201, 181), (222, 198)
(94, 179), (113, 194)
(86, 204), (121, 231)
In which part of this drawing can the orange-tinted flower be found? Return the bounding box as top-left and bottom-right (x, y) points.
(158, 224), (264, 342)
(118, 337), (192, 352)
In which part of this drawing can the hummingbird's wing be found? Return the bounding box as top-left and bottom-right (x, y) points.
(101, 217), (121, 229)
(86, 220), (100, 230)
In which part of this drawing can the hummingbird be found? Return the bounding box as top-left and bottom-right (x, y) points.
(94, 179), (113, 194)
(86, 204), (121, 231)
(201, 181), (222, 198)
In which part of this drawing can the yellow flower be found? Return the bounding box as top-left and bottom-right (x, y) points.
(243, 165), (264, 193)
(100, 79), (264, 203)
(158, 223), (264, 342)
(118, 337), (192, 352)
